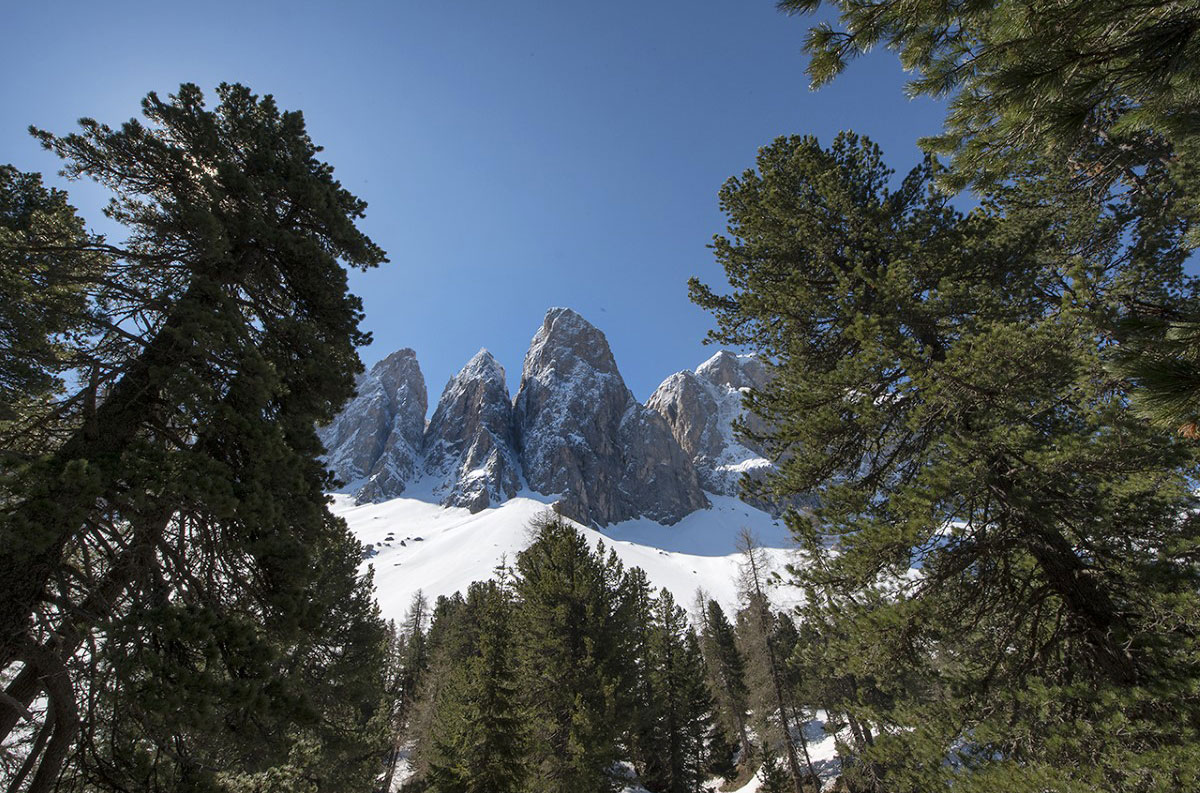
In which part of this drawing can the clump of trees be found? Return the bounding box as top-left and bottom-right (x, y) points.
(392, 516), (721, 793)
(1, 83), (391, 793)
(389, 517), (837, 793)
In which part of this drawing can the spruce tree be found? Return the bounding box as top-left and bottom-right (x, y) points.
(512, 515), (626, 793)
(425, 581), (525, 793)
(618, 566), (660, 780)
(699, 599), (753, 766)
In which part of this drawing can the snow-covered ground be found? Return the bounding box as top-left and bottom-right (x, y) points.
(342, 489), (847, 792)
(718, 715), (843, 793)
(331, 491), (804, 622)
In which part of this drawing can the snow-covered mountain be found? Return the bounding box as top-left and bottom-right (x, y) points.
(321, 307), (779, 527)
(647, 350), (773, 500)
(318, 347), (428, 503)
(513, 308), (709, 526)
(422, 349), (522, 511)
(320, 308), (807, 617)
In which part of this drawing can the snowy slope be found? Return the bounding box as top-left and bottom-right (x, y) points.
(332, 491), (804, 622)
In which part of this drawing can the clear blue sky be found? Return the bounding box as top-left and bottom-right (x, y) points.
(3, 0), (946, 407)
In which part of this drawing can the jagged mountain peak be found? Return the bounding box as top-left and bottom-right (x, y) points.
(456, 347), (506, 383)
(317, 347), (427, 502)
(523, 307), (623, 380)
(695, 349), (769, 391)
(324, 308), (789, 526)
(514, 308), (707, 527)
(423, 347), (521, 513)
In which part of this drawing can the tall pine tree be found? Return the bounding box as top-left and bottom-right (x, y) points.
(693, 131), (1200, 791)
(0, 83), (390, 791)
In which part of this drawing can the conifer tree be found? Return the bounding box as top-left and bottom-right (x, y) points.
(660, 591), (716, 793)
(781, 0), (1200, 430)
(512, 515), (627, 793)
(380, 592), (432, 792)
(0, 83), (389, 791)
(734, 531), (818, 793)
(693, 131), (1200, 791)
(698, 599), (753, 765)
(0, 166), (104, 430)
(618, 566), (660, 780)
(425, 581), (525, 793)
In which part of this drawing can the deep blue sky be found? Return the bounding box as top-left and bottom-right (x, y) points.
(3, 0), (945, 407)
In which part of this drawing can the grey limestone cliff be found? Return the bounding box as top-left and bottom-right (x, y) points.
(423, 349), (522, 512)
(318, 348), (427, 502)
(647, 350), (781, 508)
(513, 308), (708, 526)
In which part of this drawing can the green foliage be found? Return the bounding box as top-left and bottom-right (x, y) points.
(0, 83), (389, 792)
(425, 581), (526, 793)
(513, 516), (628, 793)
(639, 590), (714, 793)
(783, 0), (1200, 431)
(784, 0), (1200, 203)
(400, 519), (747, 793)
(698, 599), (752, 768)
(693, 132), (1200, 791)
(0, 166), (103, 426)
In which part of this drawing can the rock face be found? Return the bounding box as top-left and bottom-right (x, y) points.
(647, 350), (780, 509)
(318, 348), (428, 502)
(423, 349), (521, 512)
(513, 308), (708, 526)
(320, 309), (798, 525)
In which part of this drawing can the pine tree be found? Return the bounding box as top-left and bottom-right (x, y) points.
(0, 165), (104, 430)
(693, 131), (1200, 791)
(379, 592), (433, 792)
(0, 83), (389, 791)
(425, 581), (525, 793)
(617, 566), (660, 780)
(782, 0), (1200, 430)
(784, 0), (1200, 214)
(698, 599), (753, 767)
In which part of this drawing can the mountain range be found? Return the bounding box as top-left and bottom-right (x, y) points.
(318, 307), (781, 527)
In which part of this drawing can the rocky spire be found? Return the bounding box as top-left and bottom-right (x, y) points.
(694, 349), (770, 391)
(647, 351), (776, 505)
(423, 348), (521, 512)
(513, 308), (708, 526)
(318, 348), (427, 502)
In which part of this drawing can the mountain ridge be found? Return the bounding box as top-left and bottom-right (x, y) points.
(319, 308), (782, 527)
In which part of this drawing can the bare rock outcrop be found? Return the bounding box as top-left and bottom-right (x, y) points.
(513, 308), (708, 526)
(423, 349), (521, 512)
(647, 351), (788, 511)
(318, 348), (427, 502)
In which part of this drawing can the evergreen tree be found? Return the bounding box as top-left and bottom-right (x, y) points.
(617, 566), (660, 780)
(784, 0), (1199, 213)
(512, 515), (626, 793)
(425, 581), (525, 793)
(698, 599), (753, 766)
(693, 132), (1200, 791)
(380, 592), (432, 792)
(404, 593), (470, 783)
(759, 750), (794, 793)
(0, 83), (389, 791)
(781, 0), (1200, 430)
(0, 165), (104, 429)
